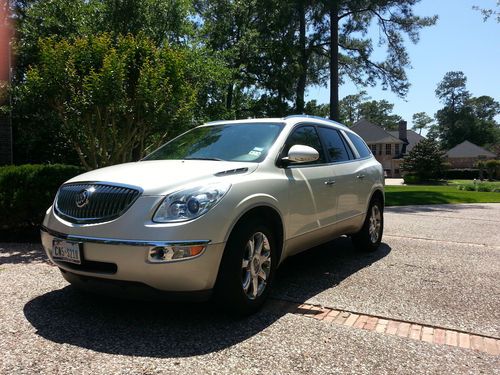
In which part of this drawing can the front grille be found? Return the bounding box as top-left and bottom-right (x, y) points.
(55, 183), (141, 224)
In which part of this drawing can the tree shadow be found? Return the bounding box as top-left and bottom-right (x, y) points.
(386, 203), (496, 214)
(23, 237), (390, 358)
(0, 243), (49, 265)
(272, 237), (391, 303)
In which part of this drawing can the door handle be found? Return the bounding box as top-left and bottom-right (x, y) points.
(356, 174), (365, 179)
(324, 179), (336, 185)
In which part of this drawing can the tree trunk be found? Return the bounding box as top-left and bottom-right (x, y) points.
(296, 1), (307, 114)
(226, 83), (234, 112)
(329, 2), (339, 121)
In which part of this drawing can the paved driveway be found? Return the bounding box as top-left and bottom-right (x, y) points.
(1, 204), (499, 374)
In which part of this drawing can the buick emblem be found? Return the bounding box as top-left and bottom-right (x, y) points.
(76, 188), (91, 208)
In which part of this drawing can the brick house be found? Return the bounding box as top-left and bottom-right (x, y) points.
(350, 118), (425, 177)
(446, 140), (496, 168)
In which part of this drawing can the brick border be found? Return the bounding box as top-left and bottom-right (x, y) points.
(275, 300), (499, 356)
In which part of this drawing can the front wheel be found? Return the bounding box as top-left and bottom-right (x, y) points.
(214, 220), (277, 315)
(352, 198), (384, 252)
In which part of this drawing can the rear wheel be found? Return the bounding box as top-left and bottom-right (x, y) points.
(215, 219), (277, 315)
(352, 198), (384, 252)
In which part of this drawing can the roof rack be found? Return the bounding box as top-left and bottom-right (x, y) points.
(283, 114), (348, 128)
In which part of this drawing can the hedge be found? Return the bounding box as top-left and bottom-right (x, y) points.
(441, 169), (480, 180)
(0, 164), (84, 231)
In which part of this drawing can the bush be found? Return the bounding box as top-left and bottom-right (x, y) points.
(0, 164), (84, 232)
(442, 169), (480, 180)
(457, 183), (500, 193)
(485, 159), (500, 180)
(403, 174), (421, 184)
(400, 139), (447, 181)
(457, 184), (476, 191)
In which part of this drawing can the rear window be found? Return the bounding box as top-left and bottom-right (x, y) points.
(317, 127), (350, 162)
(346, 132), (371, 159)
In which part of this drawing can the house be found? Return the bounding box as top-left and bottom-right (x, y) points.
(350, 118), (425, 177)
(446, 140), (496, 169)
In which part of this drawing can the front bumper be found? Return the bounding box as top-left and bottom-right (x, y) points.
(41, 226), (226, 295)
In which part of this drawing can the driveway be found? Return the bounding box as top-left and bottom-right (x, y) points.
(1, 204), (499, 374)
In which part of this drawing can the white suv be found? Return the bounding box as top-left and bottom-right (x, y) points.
(41, 115), (384, 314)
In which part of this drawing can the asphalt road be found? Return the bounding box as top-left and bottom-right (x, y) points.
(1, 204), (499, 374)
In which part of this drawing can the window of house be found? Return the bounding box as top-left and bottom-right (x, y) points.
(370, 144), (377, 154)
(385, 144), (391, 155)
(395, 144), (400, 155)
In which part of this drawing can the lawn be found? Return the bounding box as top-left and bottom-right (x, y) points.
(447, 179), (500, 187)
(385, 184), (500, 206)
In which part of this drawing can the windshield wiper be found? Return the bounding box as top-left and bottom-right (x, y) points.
(184, 157), (224, 161)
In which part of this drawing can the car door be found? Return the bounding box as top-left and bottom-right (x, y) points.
(282, 125), (337, 240)
(316, 126), (359, 224)
(343, 130), (377, 217)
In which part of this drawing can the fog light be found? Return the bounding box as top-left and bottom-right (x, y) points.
(148, 245), (206, 263)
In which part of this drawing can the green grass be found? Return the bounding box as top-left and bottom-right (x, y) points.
(447, 179), (500, 187)
(385, 185), (500, 206)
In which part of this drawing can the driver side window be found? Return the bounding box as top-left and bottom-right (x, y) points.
(284, 126), (325, 165)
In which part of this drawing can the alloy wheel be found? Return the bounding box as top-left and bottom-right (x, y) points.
(241, 232), (272, 300)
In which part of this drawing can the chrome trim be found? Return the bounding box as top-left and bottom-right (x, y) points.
(54, 181), (143, 224)
(40, 225), (211, 247)
(63, 180), (145, 192)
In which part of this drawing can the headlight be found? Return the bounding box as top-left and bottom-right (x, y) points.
(153, 183), (231, 223)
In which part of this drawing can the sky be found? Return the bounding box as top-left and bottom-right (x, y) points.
(306, 0), (500, 128)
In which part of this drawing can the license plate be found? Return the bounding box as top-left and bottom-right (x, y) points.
(52, 239), (82, 264)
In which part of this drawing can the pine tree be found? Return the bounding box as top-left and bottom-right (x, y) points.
(400, 139), (447, 181)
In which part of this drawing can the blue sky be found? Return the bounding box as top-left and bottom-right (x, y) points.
(306, 0), (500, 127)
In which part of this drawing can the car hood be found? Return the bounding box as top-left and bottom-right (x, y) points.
(65, 160), (258, 195)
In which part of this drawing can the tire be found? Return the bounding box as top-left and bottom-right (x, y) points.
(351, 198), (384, 252)
(214, 219), (277, 315)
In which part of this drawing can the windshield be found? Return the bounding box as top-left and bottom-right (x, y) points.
(143, 123), (284, 163)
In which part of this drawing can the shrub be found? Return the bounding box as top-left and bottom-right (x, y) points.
(477, 184), (492, 192)
(403, 174), (421, 184)
(485, 159), (500, 180)
(400, 139), (447, 181)
(442, 169), (480, 180)
(457, 183), (500, 193)
(0, 164), (84, 231)
(458, 184), (476, 191)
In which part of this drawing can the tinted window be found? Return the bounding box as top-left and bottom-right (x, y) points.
(346, 132), (371, 158)
(318, 127), (350, 162)
(144, 123), (283, 163)
(284, 126), (325, 164)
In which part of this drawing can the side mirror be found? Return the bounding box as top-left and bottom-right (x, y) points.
(283, 145), (319, 164)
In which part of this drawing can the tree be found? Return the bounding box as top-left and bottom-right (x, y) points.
(195, 0), (316, 117)
(485, 159), (500, 180)
(434, 71), (500, 149)
(10, 0), (231, 165)
(327, 1), (437, 120)
(435, 71), (470, 112)
(357, 99), (402, 130)
(400, 138), (447, 181)
(13, 0), (196, 81)
(338, 90), (368, 125)
(473, 1), (500, 23)
(97, 0), (194, 45)
(304, 99), (329, 118)
(18, 34), (199, 169)
(412, 112), (433, 134)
